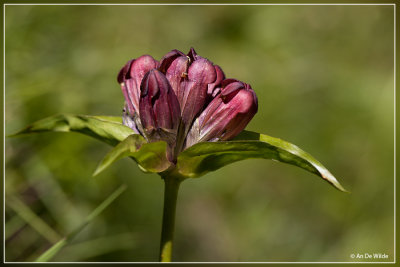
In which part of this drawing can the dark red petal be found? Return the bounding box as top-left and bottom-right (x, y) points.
(207, 65), (225, 97)
(120, 55), (157, 116)
(158, 49), (186, 73)
(117, 59), (134, 83)
(186, 82), (258, 145)
(187, 58), (217, 84)
(139, 69), (180, 131)
(139, 71), (157, 130)
(221, 78), (240, 87)
(130, 55), (158, 87)
(165, 56), (190, 97)
(219, 88), (258, 140)
(180, 58), (217, 130)
(221, 80), (245, 97)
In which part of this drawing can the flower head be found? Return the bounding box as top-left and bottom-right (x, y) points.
(118, 48), (258, 162)
(158, 48), (224, 134)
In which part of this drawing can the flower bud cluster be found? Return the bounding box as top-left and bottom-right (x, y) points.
(118, 48), (258, 162)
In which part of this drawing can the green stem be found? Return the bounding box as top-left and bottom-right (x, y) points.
(159, 173), (182, 262)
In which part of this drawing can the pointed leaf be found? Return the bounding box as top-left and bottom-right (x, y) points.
(176, 130), (347, 192)
(94, 134), (171, 176)
(10, 114), (134, 146)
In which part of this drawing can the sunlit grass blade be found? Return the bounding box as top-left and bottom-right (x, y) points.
(93, 134), (171, 176)
(6, 194), (61, 243)
(177, 130), (347, 192)
(35, 184), (127, 262)
(22, 154), (83, 233)
(5, 215), (26, 240)
(52, 233), (137, 261)
(9, 114), (133, 146)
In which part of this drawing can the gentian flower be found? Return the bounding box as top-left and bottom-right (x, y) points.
(117, 48), (258, 161)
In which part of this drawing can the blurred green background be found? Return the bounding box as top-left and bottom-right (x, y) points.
(5, 4), (394, 262)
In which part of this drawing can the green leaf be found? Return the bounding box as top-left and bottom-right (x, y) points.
(94, 134), (171, 176)
(35, 184), (127, 262)
(10, 114), (133, 146)
(176, 130), (347, 192)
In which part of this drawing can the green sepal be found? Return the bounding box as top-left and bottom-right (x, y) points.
(93, 134), (171, 176)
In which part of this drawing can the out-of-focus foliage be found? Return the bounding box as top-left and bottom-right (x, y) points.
(5, 5), (394, 262)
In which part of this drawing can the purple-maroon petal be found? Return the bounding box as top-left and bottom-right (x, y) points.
(207, 65), (225, 98)
(165, 56), (190, 98)
(117, 59), (134, 84)
(130, 55), (158, 88)
(139, 69), (180, 133)
(158, 49), (186, 73)
(221, 80), (244, 97)
(185, 80), (258, 147)
(179, 58), (216, 131)
(120, 55), (157, 117)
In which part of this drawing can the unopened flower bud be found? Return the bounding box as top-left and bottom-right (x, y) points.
(118, 55), (158, 117)
(185, 79), (258, 148)
(139, 69), (181, 145)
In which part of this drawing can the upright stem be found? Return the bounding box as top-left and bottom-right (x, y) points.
(159, 173), (182, 262)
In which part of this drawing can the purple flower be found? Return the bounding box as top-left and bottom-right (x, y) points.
(118, 55), (158, 114)
(118, 55), (158, 134)
(158, 48), (223, 134)
(139, 69), (181, 142)
(117, 48), (258, 162)
(185, 79), (258, 148)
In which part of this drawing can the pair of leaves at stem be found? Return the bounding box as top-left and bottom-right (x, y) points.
(12, 114), (347, 192)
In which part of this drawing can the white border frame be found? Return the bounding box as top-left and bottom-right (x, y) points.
(3, 3), (396, 264)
